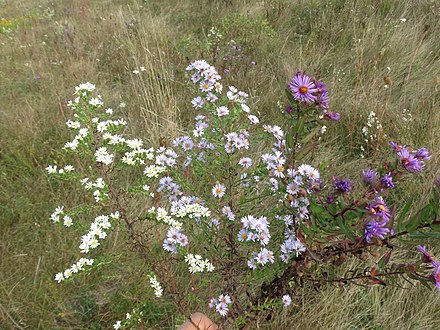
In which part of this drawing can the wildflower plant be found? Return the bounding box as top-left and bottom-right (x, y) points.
(47, 61), (440, 328)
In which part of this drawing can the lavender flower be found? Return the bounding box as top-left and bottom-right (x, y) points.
(362, 168), (379, 186)
(364, 220), (391, 243)
(324, 111), (340, 121)
(380, 172), (395, 189)
(418, 245), (436, 264)
(417, 245), (440, 291)
(288, 72), (318, 103)
(389, 141), (405, 152)
(334, 178), (351, 193)
(316, 81), (330, 109)
(397, 148), (424, 173)
(414, 147), (431, 160)
(366, 196), (391, 223)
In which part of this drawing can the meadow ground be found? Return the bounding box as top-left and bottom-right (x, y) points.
(1, 0), (440, 329)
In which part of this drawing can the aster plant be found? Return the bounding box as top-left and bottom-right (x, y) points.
(46, 62), (440, 329)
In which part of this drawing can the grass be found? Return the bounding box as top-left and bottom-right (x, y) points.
(0, 0), (439, 328)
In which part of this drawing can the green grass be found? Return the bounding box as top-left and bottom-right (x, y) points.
(1, 0), (439, 328)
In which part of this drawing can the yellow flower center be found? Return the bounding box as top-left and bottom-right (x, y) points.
(299, 86), (308, 94)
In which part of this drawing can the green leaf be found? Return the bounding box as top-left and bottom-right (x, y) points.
(294, 116), (306, 136)
(285, 87), (295, 105)
(286, 132), (294, 150)
(296, 142), (316, 160)
(408, 231), (440, 239)
(397, 197), (413, 231)
(301, 126), (321, 145)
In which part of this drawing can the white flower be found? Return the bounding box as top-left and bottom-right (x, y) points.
(46, 165), (57, 174)
(113, 321), (122, 329)
(89, 97), (103, 107)
(216, 106), (229, 117)
(63, 216), (73, 227)
(282, 294), (292, 307)
(148, 275), (163, 297)
(74, 82), (96, 94)
(241, 104), (250, 113)
(55, 272), (64, 283)
(212, 183), (226, 198)
(95, 147), (114, 165)
(248, 115), (259, 124)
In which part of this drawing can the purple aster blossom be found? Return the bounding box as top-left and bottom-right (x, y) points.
(397, 148), (424, 173)
(326, 195), (335, 204)
(364, 220), (391, 243)
(324, 111), (340, 121)
(434, 264), (440, 291)
(191, 96), (205, 109)
(417, 245), (440, 291)
(389, 141), (405, 152)
(380, 172), (395, 189)
(285, 105), (293, 114)
(418, 245), (436, 264)
(366, 196), (391, 223)
(334, 178), (351, 193)
(362, 168), (379, 186)
(414, 147), (431, 160)
(316, 81), (330, 109)
(288, 72), (318, 103)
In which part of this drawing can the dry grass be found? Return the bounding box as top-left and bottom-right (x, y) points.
(1, 0), (439, 328)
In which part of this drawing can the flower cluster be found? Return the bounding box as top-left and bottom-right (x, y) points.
(361, 168), (395, 190)
(49, 205), (73, 227)
(46, 164), (75, 175)
(54, 258), (94, 283)
(390, 142), (430, 173)
(184, 254), (215, 273)
(80, 177), (108, 202)
(360, 110), (382, 157)
(209, 294), (232, 317)
(79, 213), (117, 253)
(148, 274), (164, 297)
(364, 197), (392, 242)
(95, 147), (114, 165)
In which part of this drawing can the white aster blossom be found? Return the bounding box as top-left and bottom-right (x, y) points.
(148, 275), (163, 297)
(185, 254), (215, 273)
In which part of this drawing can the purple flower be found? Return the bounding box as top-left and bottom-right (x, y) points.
(285, 105), (293, 114)
(288, 72), (318, 103)
(316, 81), (330, 109)
(434, 264), (440, 291)
(417, 245), (440, 291)
(362, 168), (379, 186)
(380, 172), (395, 189)
(389, 141), (405, 152)
(364, 220), (391, 243)
(326, 195), (335, 204)
(418, 245), (436, 264)
(334, 178), (351, 193)
(397, 148), (424, 173)
(366, 196), (391, 223)
(414, 147), (431, 160)
(324, 111), (340, 121)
